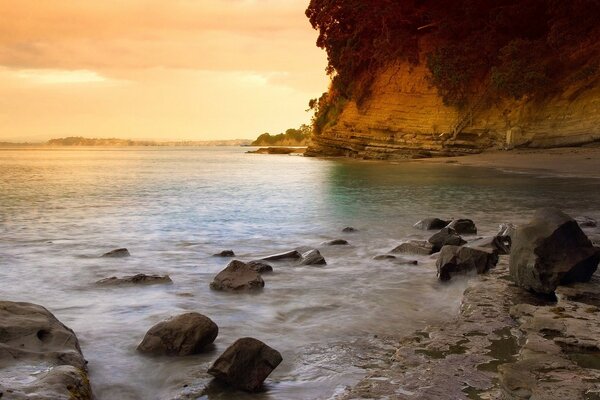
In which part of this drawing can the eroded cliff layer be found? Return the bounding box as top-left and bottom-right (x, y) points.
(306, 61), (600, 160)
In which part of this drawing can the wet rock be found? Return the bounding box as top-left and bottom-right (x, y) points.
(0, 301), (92, 399)
(391, 240), (435, 255)
(137, 312), (218, 356)
(446, 219), (478, 234)
(213, 250), (235, 257)
(246, 260), (273, 273)
(101, 248), (130, 258)
(467, 236), (511, 255)
(323, 239), (349, 246)
(436, 245), (499, 281)
(413, 218), (450, 230)
(576, 216), (598, 228)
(428, 227), (467, 252)
(299, 249), (326, 265)
(510, 208), (600, 295)
(373, 254), (418, 264)
(210, 260), (265, 291)
(342, 227), (357, 233)
(207, 337), (282, 392)
(373, 254), (397, 260)
(96, 273), (172, 286)
(261, 250), (301, 261)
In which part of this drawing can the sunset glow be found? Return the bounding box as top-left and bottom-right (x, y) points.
(0, 0), (328, 141)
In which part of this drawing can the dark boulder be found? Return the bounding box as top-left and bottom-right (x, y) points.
(101, 248), (130, 258)
(446, 219), (477, 234)
(575, 216), (598, 228)
(391, 240), (435, 255)
(436, 245), (499, 281)
(210, 260), (265, 291)
(342, 227), (357, 233)
(96, 273), (172, 286)
(299, 249), (326, 265)
(509, 208), (600, 294)
(413, 218), (450, 230)
(261, 250), (301, 261)
(246, 260), (273, 273)
(323, 239), (349, 246)
(137, 312), (218, 356)
(428, 228), (467, 252)
(213, 250), (235, 257)
(467, 236), (511, 255)
(208, 337), (282, 392)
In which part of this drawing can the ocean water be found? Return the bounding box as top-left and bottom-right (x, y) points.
(1, 146), (599, 399)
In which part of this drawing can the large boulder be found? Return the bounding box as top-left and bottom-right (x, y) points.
(509, 208), (600, 294)
(261, 250), (301, 261)
(208, 337), (282, 392)
(137, 312), (218, 356)
(391, 240), (435, 255)
(446, 219), (477, 234)
(210, 260), (265, 291)
(101, 248), (130, 258)
(428, 228), (467, 252)
(413, 218), (450, 230)
(0, 301), (92, 399)
(436, 245), (499, 281)
(96, 273), (172, 286)
(299, 249), (327, 265)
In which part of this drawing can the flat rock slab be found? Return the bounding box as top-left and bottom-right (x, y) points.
(137, 312), (218, 356)
(210, 260), (265, 291)
(101, 248), (130, 258)
(0, 301), (92, 399)
(260, 250), (301, 261)
(208, 337), (282, 392)
(96, 273), (172, 286)
(391, 240), (434, 255)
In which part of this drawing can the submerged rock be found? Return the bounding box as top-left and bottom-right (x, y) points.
(213, 250), (235, 257)
(101, 248), (130, 258)
(96, 273), (172, 286)
(373, 254), (397, 260)
(261, 250), (302, 261)
(342, 227), (357, 233)
(323, 239), (349, 246)
(509, 208), (600, 294)
(210, 260), (265, 291)
(391, 240), (435, 255)
(575, 216), (598, 228)
(413, 218), (450, 230)
(428, 228), (467, 252)
(299, 249), (326, 265)
(246, 260), (274, 273)
(446, 219), (478, 234)
(207, 337), (282, 392)
(137, 312), (218, 356)
(0, 301), (92, 399)
(436, 245), (499, 281)
(373, 254), (418, 264)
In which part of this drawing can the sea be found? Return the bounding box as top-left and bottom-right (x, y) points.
(1, 146), (599, 399)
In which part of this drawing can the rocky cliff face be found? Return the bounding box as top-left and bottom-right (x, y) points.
(306, 60), (600, 159)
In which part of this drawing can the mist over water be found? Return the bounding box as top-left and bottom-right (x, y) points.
(1, 147), (599, 399)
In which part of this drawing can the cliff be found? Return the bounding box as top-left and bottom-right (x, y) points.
(306, 60), (600, 160)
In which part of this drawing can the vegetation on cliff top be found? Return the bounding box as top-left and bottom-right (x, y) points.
(251, 125), (311, 146)
(306, 0), (600, 133)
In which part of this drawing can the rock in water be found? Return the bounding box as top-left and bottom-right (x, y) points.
(428, 228), (467, 252)
(510, 208), (600, 294)
(208, 337), (282, 392)
(323, 239), (349, 246)
(96, 273), (172, 286)
(261, 250), (301, 261)
(246, 260), (274, 273)
(137, 312), (218, 356)
(210, 260), (265, 291)
(373, 254), (397, 260)
(413, 218), (450, 230)
(0, 301), (92, 399)
(101, 248), (130, 258)
(575, 216), (598, 228)
(436, 245), (499, 281)
(446, 219), (477, 234)
(391, 240), (435, 255)
(213, 250), (235, 257)
(467, 236), (511, 255)
(342, 227), (357, 233)
(299, 249), (326, 265)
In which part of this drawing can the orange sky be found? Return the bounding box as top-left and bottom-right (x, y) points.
(0, 0), (328, 141)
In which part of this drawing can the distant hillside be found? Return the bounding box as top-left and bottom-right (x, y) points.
(45, 136), (252, 147)
(251, 125), (311, 146)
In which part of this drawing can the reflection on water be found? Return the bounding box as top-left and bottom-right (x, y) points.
(0, 147), (599, 399)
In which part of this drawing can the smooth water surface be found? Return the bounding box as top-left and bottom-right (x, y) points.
(1, 147), (599, 399)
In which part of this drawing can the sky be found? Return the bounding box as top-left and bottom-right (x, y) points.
(0, 0), (329, 142)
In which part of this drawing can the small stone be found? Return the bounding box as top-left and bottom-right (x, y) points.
(323, 239), (349, 246)
(213, 250), (235, 257)
(342, 227), (357, 233)
(299, 249), (326, 265)
(101, 248), (130, 258)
